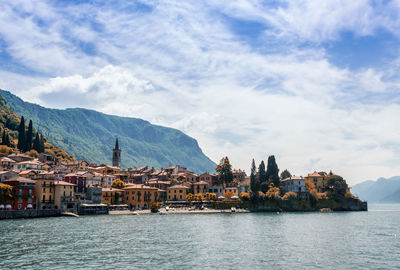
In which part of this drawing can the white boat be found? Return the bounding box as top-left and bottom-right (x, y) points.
(231, 207), (236, 212)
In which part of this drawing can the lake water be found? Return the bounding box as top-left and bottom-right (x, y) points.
(1, 204), (400, 269)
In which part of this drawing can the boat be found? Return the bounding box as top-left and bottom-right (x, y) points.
(231, 207), (236, 212)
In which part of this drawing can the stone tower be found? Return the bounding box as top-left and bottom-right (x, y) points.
(112, 138), (121, 168)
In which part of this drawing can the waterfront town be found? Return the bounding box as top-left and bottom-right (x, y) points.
(0, 138), (361, 217)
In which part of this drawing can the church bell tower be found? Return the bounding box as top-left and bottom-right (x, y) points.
(112, 138), (121, 168)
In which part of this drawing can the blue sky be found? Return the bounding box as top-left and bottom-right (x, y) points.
(1, 0), (400, 184)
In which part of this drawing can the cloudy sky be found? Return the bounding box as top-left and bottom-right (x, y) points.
(1, 0), (400, 185)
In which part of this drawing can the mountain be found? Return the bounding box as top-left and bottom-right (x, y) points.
(0, 95), (74, 161)
(0, 90), (216, 173)
(351, 176), (400, 203)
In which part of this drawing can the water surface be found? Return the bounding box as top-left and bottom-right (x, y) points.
(1, 204), (399, 269)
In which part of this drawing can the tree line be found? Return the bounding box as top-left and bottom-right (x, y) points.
(1, 116), (45, 153)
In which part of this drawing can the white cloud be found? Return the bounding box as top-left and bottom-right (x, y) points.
(0, 0), (400, 185)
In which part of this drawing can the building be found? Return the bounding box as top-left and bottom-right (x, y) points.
(232, 169), (246, 182)
(167, 185), (190, 201)
(34, 178), (55, 210)
(3, 177), (35, 210)
(282, 176), (307, 193)
(0, 157), (16, 169)
(102, 188), (123, 205)
(223, 187), (239, 198)
(192, 181), (209, 195)
(13, 159), (44, 171)
(198, 173), (213, 185)
(63, 172), (92, 200)
(305, 171), (328, 192)
(148, 179), (171, 191)
(122, 184), (163, 209)
(86, 186), (103, 204)
(112, 138), (121, 168)
(7, 153), (34, 163)
(54, 180), (76, 211)
(208, 185), (224, 196)
(0, 171), (19, 183)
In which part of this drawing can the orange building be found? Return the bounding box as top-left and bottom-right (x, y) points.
(122, 184), (163, 209)
(167, 185), (190, 201)
(305, 171), (328, 192)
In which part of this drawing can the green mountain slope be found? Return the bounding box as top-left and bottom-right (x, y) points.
(0, 90), (216, 173)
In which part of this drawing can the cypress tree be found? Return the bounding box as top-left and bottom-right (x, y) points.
(1, 130), (5, 145)
(39, 134), (45, 153)
(250, 159), (258, 193)
(17, 116), (26, 151)
(25, 120), (33, 152)
(258, 160), (266, 183)
(33, 133), (40, 152)
(4, 132), (11, 147)
(266, 155), (280, 187)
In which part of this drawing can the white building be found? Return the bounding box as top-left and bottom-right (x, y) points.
(282, 176), (307, 193)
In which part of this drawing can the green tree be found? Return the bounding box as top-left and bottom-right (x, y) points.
(325, 175), (348, 199)
(260, 181), (269, 193)
(33, 133), (40, 152)
(1, 130), (6, 146)
(17, 116), (26, 151)
(258, 160), (266, 183)
(280, 169), (292, 180)
(215, 156), (233, 185)
(266, 155), (280, 187)
(4, 131), (11, 147)
(25, 120), (33, 152)
(250, 159), (258, 193)
(39, 134), (45, 153)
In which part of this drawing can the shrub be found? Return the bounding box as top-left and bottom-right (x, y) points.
(111, 179), (126, 189)
(239, 192), (250, 201)
(265, 187), (281, 200)
(282, 192), (298, 200)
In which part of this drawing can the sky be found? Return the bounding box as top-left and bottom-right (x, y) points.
(1, 0), (400, 185)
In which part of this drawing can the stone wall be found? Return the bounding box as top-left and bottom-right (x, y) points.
(0, 209), (62, 220)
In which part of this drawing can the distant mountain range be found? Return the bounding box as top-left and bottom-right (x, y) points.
(0, 90), (216, 173)
(351, 176), (400, 203)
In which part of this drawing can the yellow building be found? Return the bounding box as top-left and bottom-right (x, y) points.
(122, 184), (163, 209)
(223, 187), (239, 198)
(305, 171), (328, 192)
(167, 185), (190, 201)
(34, 178), (55, 209)
(102, 188), (122, 205)
(192, 181), (209, 195)
(54, 181), (76, 211)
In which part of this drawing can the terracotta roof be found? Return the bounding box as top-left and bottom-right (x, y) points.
(102, 188), (122, 192)
(4, 176), (36, 184)
(123, 184), (157, 190)
(54, 181), (75, 186)
(307, 171), (327, 177)
(194, 181), (209, 185)
(168, 184), (190, 189)
(15, 160), (44, 165)
(0, 157), (16, 163)
(282, 176), (305, 182)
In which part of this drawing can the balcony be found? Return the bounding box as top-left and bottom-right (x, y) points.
(41, 200), (54, 204)
(41, 183), (54, 187)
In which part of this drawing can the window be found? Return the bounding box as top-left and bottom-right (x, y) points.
(179, 190), (182, 193)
